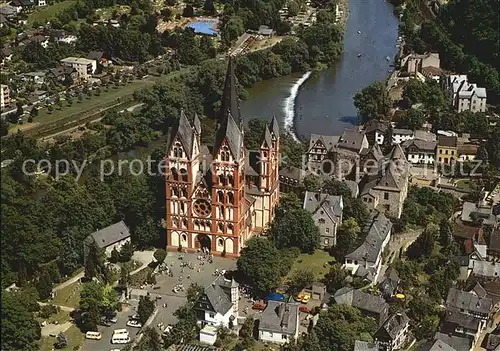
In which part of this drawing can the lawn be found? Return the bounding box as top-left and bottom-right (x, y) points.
(285, 250), (334, 282)
(39, 325), (84, 351)
(10, 69), (189, 136)
(52, 281), (82, 309)
(36, 309), (72, 325)
(28, 0), (77, 27)
(455, 179), (474, 191)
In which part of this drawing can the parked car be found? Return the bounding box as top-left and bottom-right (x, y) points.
(301, 295), (311, 304)
(126, 320), (142, 328)
(252, 303), (266, 311)
(129, 313), (140, 320)
(108, 316), (118, 324)
(299, 305), (310, 313)
(100, 319), (112, 327)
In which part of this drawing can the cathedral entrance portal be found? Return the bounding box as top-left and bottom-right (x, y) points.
(197, 234), (211, 252)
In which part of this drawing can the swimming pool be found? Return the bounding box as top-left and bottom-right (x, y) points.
(187, 20), (219, 36)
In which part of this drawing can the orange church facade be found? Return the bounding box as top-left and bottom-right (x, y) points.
(164, 59), (280, 257)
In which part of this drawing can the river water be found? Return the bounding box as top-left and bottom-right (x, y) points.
(240, 0), (399, 140)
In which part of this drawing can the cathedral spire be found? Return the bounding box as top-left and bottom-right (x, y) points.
(219, 56), (241, 125)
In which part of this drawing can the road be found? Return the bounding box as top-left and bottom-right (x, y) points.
(38, 301), (75, 312)
(54, 272), (85, 292)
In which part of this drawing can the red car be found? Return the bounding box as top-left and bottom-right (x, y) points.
(299, 305), (310, 314)
(252, 303), (266, 311)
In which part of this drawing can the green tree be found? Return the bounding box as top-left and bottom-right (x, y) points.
(186, 283), (203, 303)
(154, 248), (167, 264)
(85, 240), (105, 279)
(36, 272), (53, 300)
(30, 106), (38, 118)
(239, 315), (255, 348)
(244, 118), (268, 150)
(335, 218), (360, 259)
(1, 292), (41, 351)
(313, 304), (378, 351)
(288, 268), (315, 295)
(354, 81), (390, 124)
(270, 206), (320, 253)
(303, 174), (323, 192)
(138, 296), (155, 325)
(406, 224), (436, 260)
(399, 108), (425, 130)
(237, 237), (283, 295)
(323, 264), (347, 293)
(48, 105), (54, 114)
(119, 242), (134, 262)
(136, 326), (162, 351)
(109, 247), (120, 263)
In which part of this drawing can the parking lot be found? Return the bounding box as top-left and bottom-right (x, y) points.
(81, 301), (140, 351)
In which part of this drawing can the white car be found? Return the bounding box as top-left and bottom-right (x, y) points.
(126, 320), (142, 328)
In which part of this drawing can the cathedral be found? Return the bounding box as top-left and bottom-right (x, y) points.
(164, 58), (280, 257)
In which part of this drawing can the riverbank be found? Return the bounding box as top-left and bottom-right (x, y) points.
(242, 0), (400, 139)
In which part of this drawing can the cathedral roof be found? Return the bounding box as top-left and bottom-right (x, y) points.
(262, 126), (273, 148)
(218, 56), (240, 125)
(177, 110), (195, 157)
(193, 112), (201, 135)
(270, 115), (280, 139)
(213, 57), (244, 162)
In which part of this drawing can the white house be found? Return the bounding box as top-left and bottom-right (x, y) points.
(60, 57), (97, 80)
(194, 276), (239, 328)
(344, 213), (392, 283)
(392, 129), (414, 145)
(445, 75), (487, 113)
(401, 139), (437, 165)
(199, 325), (218, 345)
(84, 221), (132, 259)
(258, 301), (300, 344)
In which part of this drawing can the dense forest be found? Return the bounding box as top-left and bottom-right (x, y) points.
(398, 0), (499, 102)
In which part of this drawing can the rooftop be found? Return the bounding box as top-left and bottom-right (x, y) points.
(334, 287), (388, 315)
(85, 221), (131, 249)
(303, 191), (343, 223)
(345, 212), (392, 263)
(259, 301), (299, 335)
(446, 288), (493, 315)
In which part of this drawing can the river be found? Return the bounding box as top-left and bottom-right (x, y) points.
(240, 0), (399, 140)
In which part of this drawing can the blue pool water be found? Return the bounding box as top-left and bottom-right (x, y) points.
(188, 21), (218, 36)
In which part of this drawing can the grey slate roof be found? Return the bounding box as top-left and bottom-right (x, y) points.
(270, 115), (280, 139)
(262, 125), (272, 148)
(446, 288), (493, 315)
(444, 309), (481, 330)
(375, 312), (410, 341)
(218, 56), (240, 124)
(203, 282), (233, 315)
(360, 145), (408, 196)
(421, 339), (458, 351)
(402, 139), (437, 152)
(303, 191), (343, 223)
(279, 166), (306, 182)
(86, 221), (131, 248)
(438, 136), (457, 148)
(193, 113), (201, 136)
(334, 287), (388, 315)
(393, 128), (414, 136)
(338, 128), (366, 152)
(489, 228), (500, 253)
(434, 332), (472, 351)
(173, 344), (217, 351)
(213, 112), (244, 162)
(472, 260), (500, 278)
(345, 213), (392, 263)
(485, 333), (500, 351)
(308, 133), (339, 152)
(259, 301), (299, 335)
(354, 340), (380, 351)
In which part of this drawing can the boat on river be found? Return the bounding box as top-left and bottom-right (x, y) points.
(357, 53), (362, 58)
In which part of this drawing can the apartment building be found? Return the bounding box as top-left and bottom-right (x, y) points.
(445, 75), (487, 113)
(1, 84), (9, 108)
(60, 57), (97, 81)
